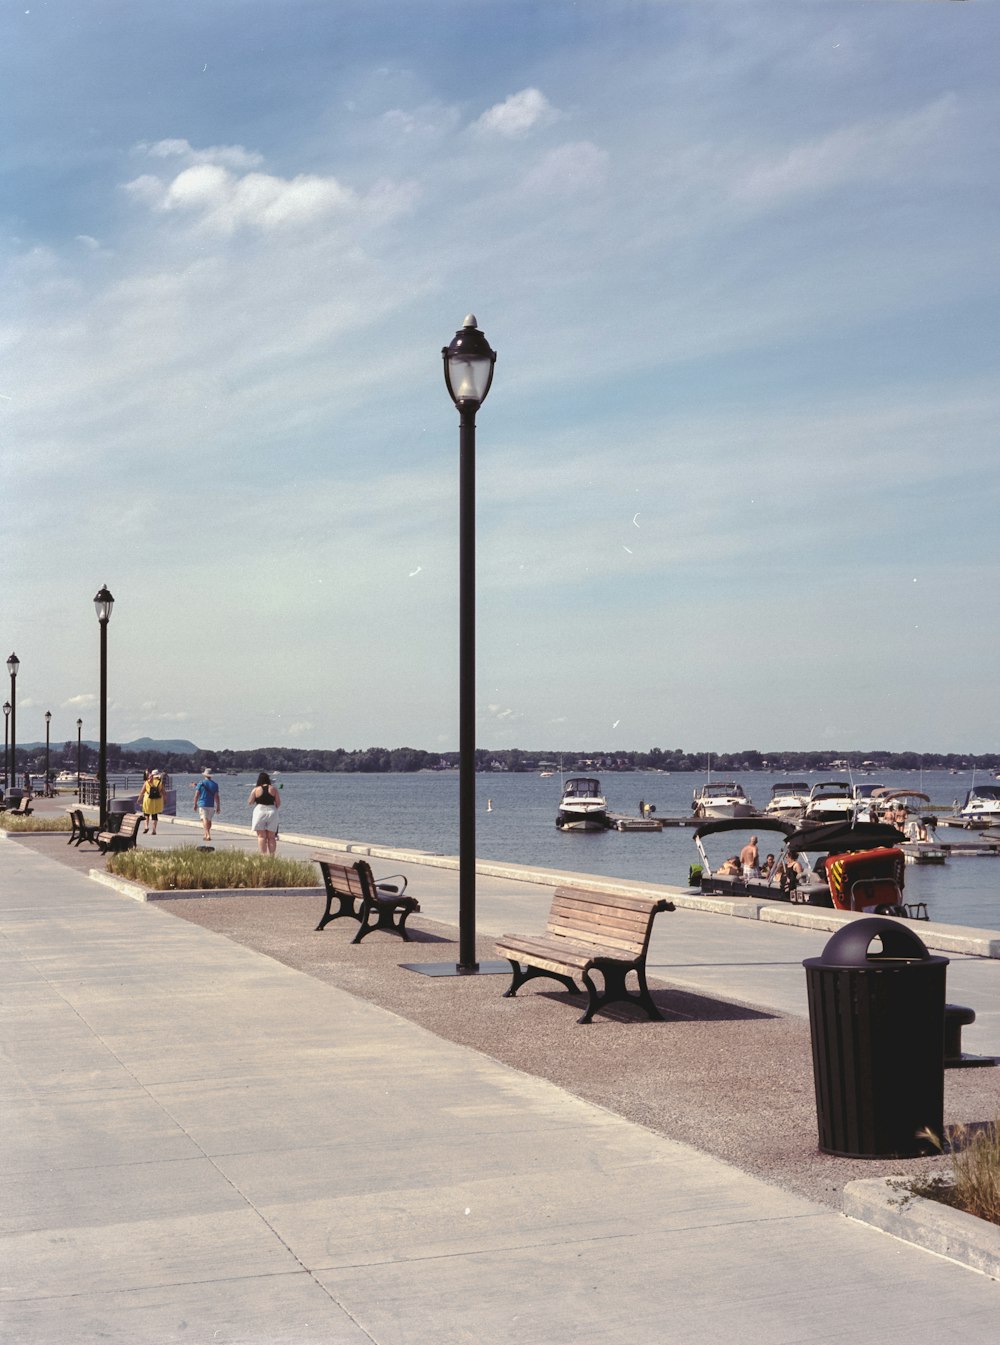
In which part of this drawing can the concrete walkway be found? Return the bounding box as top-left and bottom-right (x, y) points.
(2, 825), (999, 1342)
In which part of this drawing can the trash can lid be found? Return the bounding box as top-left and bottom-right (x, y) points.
(814, 916), (936, 967)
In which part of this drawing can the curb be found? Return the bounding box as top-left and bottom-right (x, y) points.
(88, 870), (319, 903)
(844, 1177), (1000, 1279)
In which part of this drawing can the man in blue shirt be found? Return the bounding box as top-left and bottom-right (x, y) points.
(193, 769), (221, 842)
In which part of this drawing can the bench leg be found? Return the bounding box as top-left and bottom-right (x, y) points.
(351, 904), (415, 944)
(502, 960), (579, 999)
(315, 891), (358, 931)
(579, 960), (663, 1025)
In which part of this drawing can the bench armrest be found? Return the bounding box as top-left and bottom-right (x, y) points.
(374, 873), (407, 895)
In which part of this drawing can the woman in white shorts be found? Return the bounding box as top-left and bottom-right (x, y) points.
(247, 771), (280, 855)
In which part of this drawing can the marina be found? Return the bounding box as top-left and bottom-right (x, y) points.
(148, 767), (1000, 933)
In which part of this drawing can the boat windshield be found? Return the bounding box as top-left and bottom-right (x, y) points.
(703, 783), (744, 797)
(564, 778), (601, 797)
(771, 782), (807, 796)
(967, 786), (1000, 802)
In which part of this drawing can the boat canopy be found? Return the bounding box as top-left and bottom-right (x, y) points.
(769, 782), (808, 795)
(562, 777), (602, 797)
(696, 782), (746, 796)
(787, 820), (905, 857)
(693, 817), (798, 842)
(873, 789), (931, 803)
(965, 785), (1000, 802)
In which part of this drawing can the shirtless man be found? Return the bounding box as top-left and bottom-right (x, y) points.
(740, 835), (760, 878)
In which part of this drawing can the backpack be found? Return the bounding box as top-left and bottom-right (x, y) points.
(147, 777), (162, 801)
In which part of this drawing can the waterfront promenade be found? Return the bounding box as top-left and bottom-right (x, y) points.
(3, 809), (999, 1342)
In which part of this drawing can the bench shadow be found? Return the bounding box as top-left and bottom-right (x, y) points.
(533, 984), (776, 1024)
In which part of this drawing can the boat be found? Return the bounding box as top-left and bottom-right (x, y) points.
(763, 781), (810, 818)
(803, 780), (855, 823)
(556, 777), (608, 831)
(848, 781), (889, 823)
(785, 820), (927, 918)
(958, 784), (1000, 826)
(866, 789), (946, 863)
(691, 781), (756, 819)
(692, 817), (826, 901)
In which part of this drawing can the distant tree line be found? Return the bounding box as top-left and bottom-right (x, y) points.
(33, 743), (998, 777)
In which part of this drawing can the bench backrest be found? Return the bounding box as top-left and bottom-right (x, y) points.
(102, 813), (141, 841)
(313, 857), (375, 902)
(546, 887), (666, 957)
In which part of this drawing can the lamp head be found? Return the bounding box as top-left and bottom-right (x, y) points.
(7, 652), (19, 678)
(3, 702), (9, 718)
(442, 314), (496, 408)
(77, 718), (83, 729)
(45, 710), (51, 724)
(93, 585), (115, 623)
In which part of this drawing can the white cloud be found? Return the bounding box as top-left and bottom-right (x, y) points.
(472, 88), (558, 138)
(288, 721), (314, 738)
(136, 138), (265, 171)
(521, 141), (609, 195)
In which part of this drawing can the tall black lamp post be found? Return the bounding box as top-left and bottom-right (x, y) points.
(3, 700), (10, 789)
(443, 315), (497, 974)
(94, 586), (114, 827)
(44, 710), (51, 795)
(76, 717), (83, 798)
(7, 653), (19, 793)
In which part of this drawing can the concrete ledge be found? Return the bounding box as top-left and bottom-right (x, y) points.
(844, 1176), (1000, 1279)
(89, 870), (318, 903)
(761, 903), (1000, 958)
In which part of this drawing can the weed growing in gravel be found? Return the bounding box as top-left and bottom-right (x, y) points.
(107, 847), (320, 891)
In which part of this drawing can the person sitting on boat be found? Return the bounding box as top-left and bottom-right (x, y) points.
(739, 835), (759, 878)
(776, 856), (803, 895)
(760, 853), (775, 878)
(718, 855), (742, 876)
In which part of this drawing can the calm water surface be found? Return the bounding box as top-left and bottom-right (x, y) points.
(179, 769), (1000, 932)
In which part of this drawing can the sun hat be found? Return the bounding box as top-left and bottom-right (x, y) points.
(202, 768), (212, 776)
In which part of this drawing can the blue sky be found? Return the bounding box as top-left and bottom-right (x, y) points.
(3, 1), (998, 755)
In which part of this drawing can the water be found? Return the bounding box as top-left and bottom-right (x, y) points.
(175, 768), (1000, 932)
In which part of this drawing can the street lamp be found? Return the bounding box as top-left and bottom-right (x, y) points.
(3, 700), (9, 790)
(44, 710), (51, 796)
(412, 315), (497, 977)
(94, 585), (114, 827)
(7, 653), (19, 793)
(76, 718), (83, 798)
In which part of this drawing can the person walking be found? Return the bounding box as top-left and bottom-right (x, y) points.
(193, 768), (221, 842)
(138, 767), (165, 835)
(248, 771), (280, 855)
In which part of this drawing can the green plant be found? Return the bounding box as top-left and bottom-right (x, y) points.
(106, 847), (320, 891)
(904, 1122), (1000, 1226)
(0, 812), (72, 832)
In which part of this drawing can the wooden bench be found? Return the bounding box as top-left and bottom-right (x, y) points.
(96, 812), (142, 854)
(67, 809), (101, 847)
(3, 796), (33, 817)
(312, 856), (420, 944)
(496, 887), (675, 1024)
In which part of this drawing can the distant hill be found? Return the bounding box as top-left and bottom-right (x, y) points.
(125, 736), (200, 755)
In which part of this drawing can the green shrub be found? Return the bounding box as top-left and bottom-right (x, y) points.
(107, 847), (320, 891)
(0, 812), (72, 832)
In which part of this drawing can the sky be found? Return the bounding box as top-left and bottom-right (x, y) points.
(3, 0), (998, 757)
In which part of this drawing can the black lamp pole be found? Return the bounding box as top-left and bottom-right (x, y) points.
(3, 701), (9, 789)
(44, 710), (51, 795)
(7, 653), (19, 793)
(76, 718), (83, 798)
(442, 316), (496, 974)
(94, 586), (114, 827)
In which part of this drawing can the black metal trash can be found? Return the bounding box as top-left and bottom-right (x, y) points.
(108, 796), (139, 816)
(803, 917), (948, 1158)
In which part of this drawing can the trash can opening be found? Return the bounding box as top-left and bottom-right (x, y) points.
(818, 916), (931, 968)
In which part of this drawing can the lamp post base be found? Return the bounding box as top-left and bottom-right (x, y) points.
(400, 960), (509, 977)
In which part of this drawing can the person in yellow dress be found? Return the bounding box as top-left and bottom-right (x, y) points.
(138, 768), (165, 835)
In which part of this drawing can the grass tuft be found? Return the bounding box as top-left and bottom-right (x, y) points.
(0, 812), (72, 832)
(107, 847), (320, 891)
(906, 1121), (1000, 1226)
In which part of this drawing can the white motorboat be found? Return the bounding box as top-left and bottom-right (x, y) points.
(556, 777), (608, 831)
(763, 781), (810, 818)
(691, 781), (756, 819)
(803, 780), (854, 823)
(849, 782), (888, 823)
(959, 784), (1000, 825)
